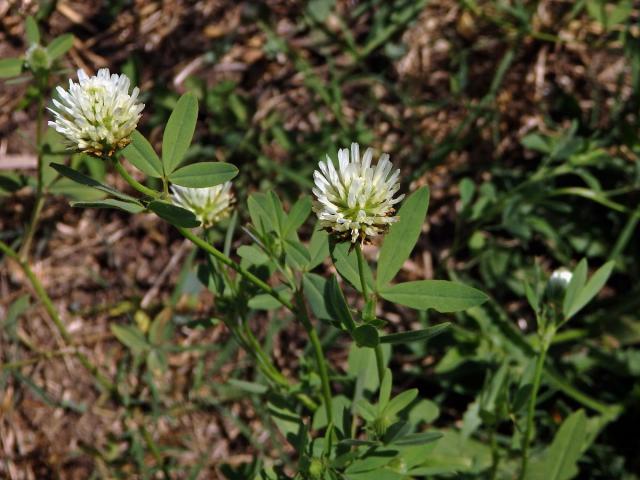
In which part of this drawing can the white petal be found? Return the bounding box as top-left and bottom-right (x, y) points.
(311, 142), (405, 242)
(351, 143), (360, 164)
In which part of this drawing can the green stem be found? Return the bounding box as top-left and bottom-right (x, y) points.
(115, 159), (328, 415)
(374, 345), (385, 383)
(19, 82), (47, 261)
(162, 177), (169, 197)
(241, 321), (317, 411)
(178, 227), (294, 310)
(609, 208), (640, 261)
(114, 165), (292, 309)
(519, 327), (554, 479)
(208, 226), (316, 410)
(113, 158), (159, 198)
(296, 290), (333, 424)
(20, 193), (45, 261)
(197, 231), (317, 409)
(356, 244), (386, 383)
(355, 244), (369, 299)
(0, 240), (115, 392)
(242, 322), (288, 384)
(1, 349), (73, 370)
(489, 428), (500, 480)
(140, 425), (164, 466)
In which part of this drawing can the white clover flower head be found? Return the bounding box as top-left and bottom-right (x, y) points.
(312, 142), (404, 244)
(48, 68), (144, 156)
(170, 182), (234, 228)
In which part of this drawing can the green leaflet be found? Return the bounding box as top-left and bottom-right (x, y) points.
(377, 186), (429, 288)
(162, 93), (198, 174)
(379, 280), (488, 312)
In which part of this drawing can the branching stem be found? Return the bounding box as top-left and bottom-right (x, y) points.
(115, 164), (332, 418)
(241, 320), (318, 411)
(178, 227), (293, 310)
(113, 158), (160, 198)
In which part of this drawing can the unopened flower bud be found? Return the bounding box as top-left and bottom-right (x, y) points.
(545, 268), (572, 305)
(372, 414), (392, 438)
(308, 458), (325, 478)
(25, 44), (51, 71)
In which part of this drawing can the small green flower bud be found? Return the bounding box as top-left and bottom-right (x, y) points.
(309, 458), (325, 478)
(372, 415), (392, 438)
(545, 268), (572, 305)
(388, 457), (407, 473)
(25, 43), (51, 72)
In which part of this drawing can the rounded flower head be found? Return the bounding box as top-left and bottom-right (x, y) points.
(545, 267), (573, 305)
(48, 68), (144, 156)
(170, 182), (234, 228)
(312, 143), (404, 244)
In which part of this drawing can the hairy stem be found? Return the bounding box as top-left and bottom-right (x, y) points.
(0, 240), (115, 392)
